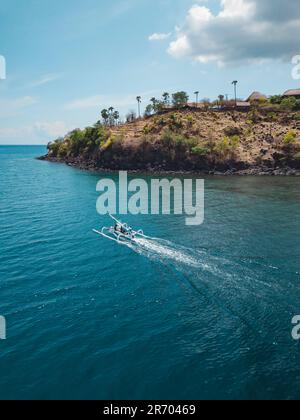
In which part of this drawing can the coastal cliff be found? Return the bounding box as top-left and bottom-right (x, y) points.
(39, 109), (300, 175)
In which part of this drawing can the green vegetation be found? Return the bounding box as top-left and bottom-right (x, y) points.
(294, 152), (300, 159)
(224, 126), (242, 137)
(284, 130), (297, 145)
(292, 113), (300, 121)
(126, 110), (137, 123)
(144, 104), (153, 117)
(267, 112), (277, 122)
(142, 91), (190, 117)
(160, 129), (197, 148)
(172, 91), (189, 108)
(191, 145), (210, 156)
(101, 107), (120, 126)
(162, 92), (170, 105)
(154, 125), (240, 162)
(270, 95), (283, 105)
(280, 97), (298, 111)
(47, 124), (111, 158)
(213, 136), (240, 159)
(268, 96), (300, 111)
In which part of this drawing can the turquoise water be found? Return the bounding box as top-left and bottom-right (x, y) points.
(1, 145), (300, 400)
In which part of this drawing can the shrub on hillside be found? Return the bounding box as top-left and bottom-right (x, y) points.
(213, 136), (240, 159)
(224, 126), (242, 137)
(168, 113), (184, 130)
(294, 152), (300, 159)
(160, 129), (199, 150)
(57, 142), (69, 158)
(47, 139), (63, 157)
(280, 97), (297, 111)
(191, 145), (210, 156)
(284, 130), (297, 145)
(47, 125), (111, 158)
(295, 100), (300, 111)
(172, 91), (189, 108)
(270, 95), (283, 105)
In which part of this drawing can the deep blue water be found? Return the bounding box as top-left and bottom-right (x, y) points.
(1, 145), (300, 400)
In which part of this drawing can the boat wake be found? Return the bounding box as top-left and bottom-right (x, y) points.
(94, 218), (298, 344)
(119, 234), (295, 343)
(128, 237), (201, 268)
(94, 215), (201, 268)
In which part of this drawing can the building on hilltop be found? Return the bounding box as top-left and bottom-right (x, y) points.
(246, 92), (268, 102)
(283, 89), (300, 99)
(236, 101), (251, 110)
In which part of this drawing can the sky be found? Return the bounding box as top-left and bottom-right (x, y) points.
(0, 0), (300, 144)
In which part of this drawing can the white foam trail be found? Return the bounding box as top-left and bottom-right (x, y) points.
(94, 227), (223, 272)
(131, 237), (200, 267)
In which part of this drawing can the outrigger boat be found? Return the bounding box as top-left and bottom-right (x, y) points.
(93, 215), (150, 244)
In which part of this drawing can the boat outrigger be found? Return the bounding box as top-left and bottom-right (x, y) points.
(93, 215), (150, 244)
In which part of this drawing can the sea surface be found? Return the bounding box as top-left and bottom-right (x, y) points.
(1, 145), (300, 400)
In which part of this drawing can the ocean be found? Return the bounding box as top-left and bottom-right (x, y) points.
(1, 145), (300, 400)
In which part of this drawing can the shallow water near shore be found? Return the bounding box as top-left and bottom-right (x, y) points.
(1, 145), (300, 400)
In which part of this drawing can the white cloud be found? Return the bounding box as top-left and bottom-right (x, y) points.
(28, 73), (62, 88)
(33, 121), (69, 138)
(0, 121), (70, 144)
(0, 96), (38, 118)
(149, 32), (171, 42)
(65, 95), (103, 110)
(168, 35), (192, 59)
(0, 127), (30, 139)
(168, 0), (300, 65)
(219, 0), (255, 18)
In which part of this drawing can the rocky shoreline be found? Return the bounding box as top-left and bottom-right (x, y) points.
(37, 155), (300, 176)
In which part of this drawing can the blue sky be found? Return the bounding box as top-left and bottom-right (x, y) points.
(0, 0), (299, 144)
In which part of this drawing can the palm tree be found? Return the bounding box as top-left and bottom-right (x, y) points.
(108, 107), (115, 126)
(126, 110), (136, 123)
(113, 111), (120, 125)
(150, 97), (158, 113)
(162, 92), (170, 105)
(218, 95), (225, 109)
(172, 91), (189, 108)
(101, 109), (109, 125)
(136, 96), (142, 118)
(232, 81), (238, 106)
(144, 104), (153, 117)
(194, 91), (199, 107)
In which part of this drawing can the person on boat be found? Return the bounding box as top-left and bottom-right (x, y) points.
(115, 223), (127, 235)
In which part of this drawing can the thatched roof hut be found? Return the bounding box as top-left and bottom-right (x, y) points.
(246, 92), (267, 102)
(283, 89), (300, 99)
(236, 101), (251, 110)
